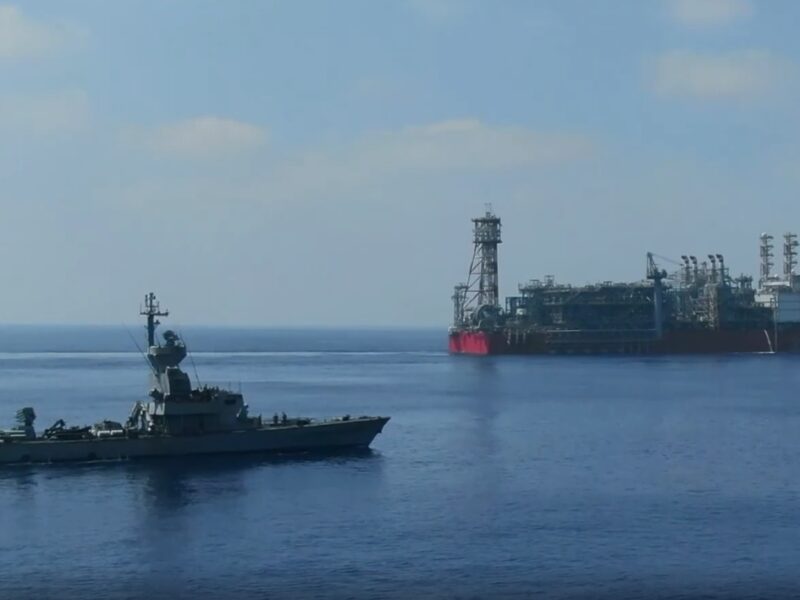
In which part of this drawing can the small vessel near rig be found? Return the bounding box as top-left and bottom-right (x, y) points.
(0, 293), (389, 464)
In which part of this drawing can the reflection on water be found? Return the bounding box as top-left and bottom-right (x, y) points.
(134, 449), (382, 508)
(0, 448), (384, 526)
(0, 447), (381, 493)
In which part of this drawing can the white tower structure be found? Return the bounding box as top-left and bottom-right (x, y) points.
(783, 232), (798, 283)
(452, 207), (503, 326)
(760, 233), (774, 286)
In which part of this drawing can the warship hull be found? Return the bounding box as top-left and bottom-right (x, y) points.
(449, 327), (800, 355)
(0, 417), (389, 465)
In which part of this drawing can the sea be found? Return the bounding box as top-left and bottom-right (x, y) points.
(1, 326), (799, 600)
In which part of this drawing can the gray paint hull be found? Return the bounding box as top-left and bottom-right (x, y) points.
(0, 417), (389, 464)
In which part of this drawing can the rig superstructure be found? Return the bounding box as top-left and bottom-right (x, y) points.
(449, 211), (800, 355)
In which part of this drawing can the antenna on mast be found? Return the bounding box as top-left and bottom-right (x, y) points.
(140, 292), (169, 347)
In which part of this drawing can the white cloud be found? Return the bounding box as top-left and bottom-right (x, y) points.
(0, 89), (89, 134)
(652, 50), (787, 100)
(360, 118), (590, 170)
(667, 0), (753, 27)
(0, 4), (84, 60)
(143, 116), (267, 159)
(116, 118), (592, 208)
(269, 118), (592, 198)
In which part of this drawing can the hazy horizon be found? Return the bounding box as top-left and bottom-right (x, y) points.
(3, 0), (800, 326)
(0, 322), (442, 329)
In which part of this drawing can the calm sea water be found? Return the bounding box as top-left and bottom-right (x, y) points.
(1, 327), (799, 599)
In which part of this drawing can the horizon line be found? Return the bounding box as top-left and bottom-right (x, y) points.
(0, 322), (444, 330)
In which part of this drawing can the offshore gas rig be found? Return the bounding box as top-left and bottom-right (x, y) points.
(449, 209), (800, 355)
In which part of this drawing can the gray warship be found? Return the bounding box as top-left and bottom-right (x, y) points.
(0, 293), (389, 464)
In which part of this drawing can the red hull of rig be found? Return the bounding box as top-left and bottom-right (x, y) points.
(448, 328), (800, 355)
(449, 209), (800, 356)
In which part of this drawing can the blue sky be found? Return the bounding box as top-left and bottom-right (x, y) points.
(1, 0), (799, 325)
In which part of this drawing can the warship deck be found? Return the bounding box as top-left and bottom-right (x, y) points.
(0, 416), (389, 464)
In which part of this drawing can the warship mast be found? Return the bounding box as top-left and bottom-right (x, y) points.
(140, 292), (169, 348)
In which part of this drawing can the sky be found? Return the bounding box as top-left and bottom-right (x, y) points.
(2, 0), (800, 326)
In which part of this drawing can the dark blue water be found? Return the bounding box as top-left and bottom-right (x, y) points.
(1, 328), (799, 599)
